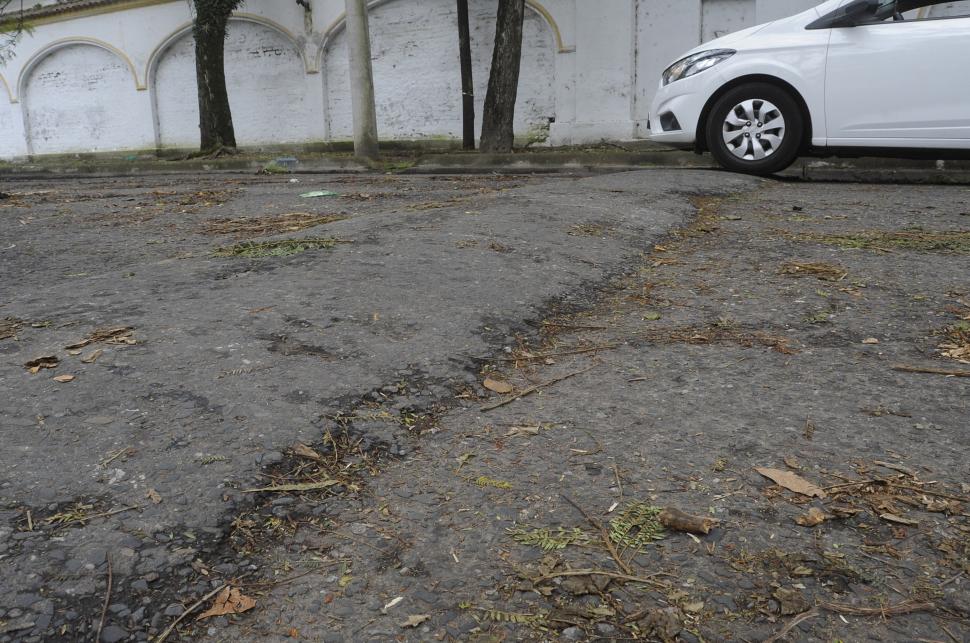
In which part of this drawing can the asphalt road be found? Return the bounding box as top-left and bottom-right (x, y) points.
(1, 170), (967, 642)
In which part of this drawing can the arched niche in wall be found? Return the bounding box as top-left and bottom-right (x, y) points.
(322, 0), (557, 141)
(150, 17), (314, 149)
(21, 41), (149, 155)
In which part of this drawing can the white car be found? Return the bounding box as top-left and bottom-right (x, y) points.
(649, 0), (970, 175)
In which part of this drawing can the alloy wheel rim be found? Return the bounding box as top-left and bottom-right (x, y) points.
(722, 99), (786, 161)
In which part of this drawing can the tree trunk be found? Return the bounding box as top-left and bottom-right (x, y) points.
(480, 0), (525, 153)
(192, 0), (239, 153)
(344, 0), (379, 159)
(456, 0), (475, 150)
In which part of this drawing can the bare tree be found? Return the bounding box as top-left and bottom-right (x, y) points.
(191, 0), (243, 155)
(0, 0), (29, 64)
(479, 0), (525, 153)
(456, 0), (475, 150)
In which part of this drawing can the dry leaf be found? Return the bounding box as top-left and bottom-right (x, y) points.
(505, 425), (540, 438)
(24, 356), (59, 373)
(784, 456), (801, 470)
(81, 349), (103, 364)
(483, 377), (513, 394)
(400, 614), (430, 628)
(880, 513), (918, 526)
(52, 374), (75, 383)
(382, 596), (404, 613)
(795, 507), (828, 527)
(292, 442), (324, 462)
(862, 337), (880, 345)
(682, 601), (704, 614)
(755, 467), (826, 498)
(196, 587), (256, 620)
(146, 489), (162, 504)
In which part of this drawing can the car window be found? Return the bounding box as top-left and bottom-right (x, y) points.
(896, 0), (970, 18)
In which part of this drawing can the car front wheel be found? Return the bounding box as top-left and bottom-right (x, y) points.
(705, 83), (804, 176)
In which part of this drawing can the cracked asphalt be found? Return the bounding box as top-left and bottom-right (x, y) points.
(1, 169), (968, 642)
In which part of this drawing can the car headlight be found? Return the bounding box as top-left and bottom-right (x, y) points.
(662, 49), (736, 86)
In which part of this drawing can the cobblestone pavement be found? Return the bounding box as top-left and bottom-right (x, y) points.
(1, 171), (968, 642)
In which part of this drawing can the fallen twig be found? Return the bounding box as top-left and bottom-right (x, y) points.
(886, 483), (970, 504)
(541, 322), (609, 331)
(892, 364), (970, 378)
(95, 557), (112, 643)
(154, 583), (228, 643)
(561, 494), (632, 575)
(497, 344), (619, 362)
(532, 569), (669, 590)
(765, 608), (819, 643)
(819, 600), (935, 617)
(480, 365), (595, 411)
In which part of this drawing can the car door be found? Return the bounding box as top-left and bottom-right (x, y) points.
(825, 1), (970, 147)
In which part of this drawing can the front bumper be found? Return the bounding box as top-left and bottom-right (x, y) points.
(648, 70), (727, 148)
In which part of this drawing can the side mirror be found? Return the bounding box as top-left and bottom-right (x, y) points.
(807, 0), (880, 29)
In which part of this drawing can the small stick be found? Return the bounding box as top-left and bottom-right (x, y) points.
(764, 608), (819, 643)
(497, 345), (619, 362)
(481, 365), (595, 412)
(561, 494), (632, 575)
(886, 483), (969, 503)
(819, 600), (934, 616)
(26, 510), (32, 531)
(613, 464), (624, 501)
(96, 557), (112, 643)
(892, 364), (970, 378)
(533, 569), (669, 590)
(154, 583), (228, 643)
(541, 322), (609, 331)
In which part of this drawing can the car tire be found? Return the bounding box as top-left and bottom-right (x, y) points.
(705, 83), (804, 176)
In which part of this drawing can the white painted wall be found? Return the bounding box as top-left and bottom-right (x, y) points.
(324, 0), (555, 141)
(24, 43), (153, 154)
(0, 0), (856, 158)
(154, 19), (318, 148)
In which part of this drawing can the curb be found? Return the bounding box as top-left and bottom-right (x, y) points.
(1, 147), (969, 183)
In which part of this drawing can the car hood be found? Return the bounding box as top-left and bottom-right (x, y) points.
(675, 1), (831, 60)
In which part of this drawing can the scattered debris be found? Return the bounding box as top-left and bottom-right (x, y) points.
(202, 213), (345, 238)
(52, 374), (75, 383)
(382, 596), (404, 613)
(145, 489), (162, 504)
(939, 321), (970, 363)
(23, 355), (59, 374)
(658, 507), (718, 535)
(65, 326), (134, 350)
(756, 467), (827, 498)
(780, 261), (848, 281)
(508, 526), (591, 551)
(214, 237), (349, 259)
(299, 190), (339, 198)
(241, 480), (338, 494)
(480, 365), (596, 412)
(800, 229), (970, 254)
(0, 317), (24, 340)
